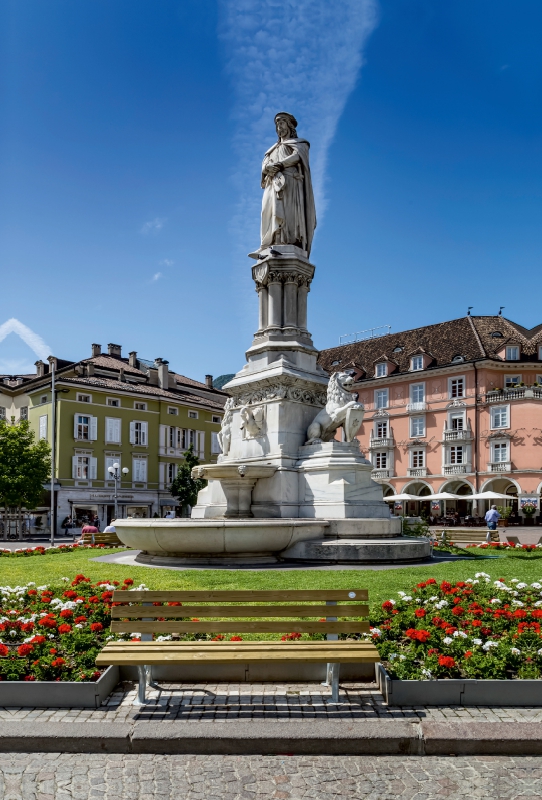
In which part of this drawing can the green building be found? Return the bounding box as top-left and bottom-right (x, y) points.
(0, 343), (226, 535)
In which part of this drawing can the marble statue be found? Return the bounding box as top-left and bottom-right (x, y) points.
(240, 405), (265, 439)
(259, 112), (317, 256)
(217, 398), (234, 455)
(306, 372), (364, 444)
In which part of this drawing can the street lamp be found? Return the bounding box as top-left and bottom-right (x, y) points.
(107, 463), (129, 521)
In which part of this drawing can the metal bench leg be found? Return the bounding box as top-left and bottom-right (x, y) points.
(145, 664), (161, 690)
(330, 663), (340, 703)
(135, 665), (147, 705)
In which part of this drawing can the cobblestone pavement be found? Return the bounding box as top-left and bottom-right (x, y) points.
(1, 752), (542, 799)
(1, 681), (541, 723)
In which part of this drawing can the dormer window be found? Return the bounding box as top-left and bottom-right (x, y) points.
(452, 355), (464, 363)
(491, 331), (503, 338)
(506, 346), (519, 361)
(331, 360), (340, 366)
(411, 356), (424, 371)
(375, 362), (387, 378)
(393, 346), (403, 353)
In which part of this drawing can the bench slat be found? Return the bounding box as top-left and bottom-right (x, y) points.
(110, 620), (370, 634)
(112, 589), (369, 602)
(110, 604), (369, 619)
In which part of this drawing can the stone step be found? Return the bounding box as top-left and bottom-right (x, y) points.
(280, 536), (432, 563)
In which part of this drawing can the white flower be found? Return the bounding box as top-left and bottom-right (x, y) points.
(510, 648), (521, 655)
(37, 585), (47, 591)
(531, 583), (542, 589)
(465, 579), (474, 584)
(510, 579), (519, 583)
(47, 634), (55, 639)
(453, 631), (468, 639)
(156, 635), (172, 641)
(421, 668), (433, 678)
(416, 598), (423, 604)
(75, 624), (84, 629)
(494, 581), (506, 588)
(385, 599), (396, 605)
(9, 630), (16, 637)
(482, 641), (499, 651)
(490, 599), (501, 604)
(472, 580), (479, 585)
(371, 628), (382, 637)
(475, 572), (490, 579)
(398, 654), (406, 661)
(435, 600), (449, 609)
(512, 600), (524, 607)
(443, 637), (453, 645)
(538, 649), (542, 656)
(397, 591), (406, 598)
(27, 582), (36, 587)
(516, 583), (527, 590)
(402, 596), (413, 602)
(429, 595), (438, 601)
(473, 638), (483, 646)
(61, 577), (70, 582)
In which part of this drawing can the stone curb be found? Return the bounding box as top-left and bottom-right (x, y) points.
(1, 720), (541, 755)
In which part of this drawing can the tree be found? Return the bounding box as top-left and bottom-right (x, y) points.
(0, 419), (51, 511)
(169, 444), (207, 515)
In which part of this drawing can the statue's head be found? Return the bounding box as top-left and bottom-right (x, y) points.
(275, 112), (298, 140)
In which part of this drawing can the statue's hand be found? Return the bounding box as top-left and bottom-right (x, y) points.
(266, 164), (281, 176)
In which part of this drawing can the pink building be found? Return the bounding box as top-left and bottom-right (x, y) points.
(319, 315), (542, 522)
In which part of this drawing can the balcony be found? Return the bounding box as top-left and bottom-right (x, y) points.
(443, 428), (472, 442)
(487, 462), (512, 473)
(368, 436), (395, 449)
(443, 464), (469, 475)
(486, 387), (542, 403)
(406, 401), (427, 413)
(372, 469), (393, 480)
(407, 467), (427, 477)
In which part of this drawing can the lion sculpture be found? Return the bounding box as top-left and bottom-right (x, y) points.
(306, 372), (364, 444)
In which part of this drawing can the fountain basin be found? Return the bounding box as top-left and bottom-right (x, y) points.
(114, 518), (329, 565)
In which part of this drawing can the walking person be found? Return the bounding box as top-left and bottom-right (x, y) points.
(485, 505), (500, 541)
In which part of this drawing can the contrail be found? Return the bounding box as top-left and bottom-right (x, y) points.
(0, 318), (52, 372)
(219, 0), (379, 253)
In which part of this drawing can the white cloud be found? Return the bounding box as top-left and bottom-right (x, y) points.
(219, 0), (379, 250)
(0, 318), (52, 375)
(151, 272), (163, 282)
(159, 259), (174, 267)
(140, 217), (167, 234)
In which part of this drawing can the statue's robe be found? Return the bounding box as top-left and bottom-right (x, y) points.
(260, 138), (317, 256)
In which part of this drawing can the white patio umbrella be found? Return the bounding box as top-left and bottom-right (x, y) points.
(383, 494), (420, 502)
(422, 492), (464, 501)
(469, 491), (511, 501)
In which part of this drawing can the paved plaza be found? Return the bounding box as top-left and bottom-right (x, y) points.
(1, 751), (541, 799)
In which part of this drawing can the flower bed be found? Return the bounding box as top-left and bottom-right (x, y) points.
(370, 572), (542, 680)
(465, 542), (541, 552)
(0, 543), (124, 558)
(0, 573), (141, 681)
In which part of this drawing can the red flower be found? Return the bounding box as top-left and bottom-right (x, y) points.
(24, 675), (36, 681)
(63, 590), (78, 599)
(74, 616), (87, 624)
(30, 635), (46, 644)
(438, 655), (455, 668)
(51, 657), (66, 668)
(88, 596), (99, 603)
(167, 601), (182, 607)
(452, 606), (465, 616)
(382, 601), (394, 611)
(405, 628), (431, 642)
(414, 608), (426, 618)
(471, 620), (482, 627)
(40, 597), (51, 604)
(428, 648), (439, 655)
(464, 651), (473, 659)
(90, 622), (103, 632)
(58, 623), (72, 634)
(50, 648), (57, 654)
(440, 581), (452, 592)
(229, 636), (243, 641)
(60, 609), (73, 618)
(0, 644), (8, 656)
(27, 589), (37, 596)
(426, 579), (436, 585)
(211, 635), (225, 641)
(17, 644), (33, 657)
(38, 617), (57, 629)
(532, 610), (542, 619)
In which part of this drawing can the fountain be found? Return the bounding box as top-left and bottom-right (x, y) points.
(115, 112), (432, 566)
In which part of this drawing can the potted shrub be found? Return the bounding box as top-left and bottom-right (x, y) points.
(496, 505), (511, 528)
(522, 501), (537, 527)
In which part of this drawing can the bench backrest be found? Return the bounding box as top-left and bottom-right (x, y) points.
(110, 589), (370, 636)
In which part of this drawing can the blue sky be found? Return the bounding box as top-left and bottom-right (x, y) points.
(1, 0), (541, 379)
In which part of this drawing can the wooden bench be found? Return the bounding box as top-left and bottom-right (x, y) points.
(80, 531), (122, 546)
(96, 589), (379, 705)
(434, 528), (499, 545)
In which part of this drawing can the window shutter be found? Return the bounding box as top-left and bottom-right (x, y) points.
(159, 424), (166, 448)
(176, 428), (182, 448)
(140, 459), (147, 482)
(141, 421), (148, 445)
(129, 421), (135, 444)
(39, 415), (47, 440)
(74, 414), (79, 439)
(72, 456), (78, 479)
(159, 462), (165, 488)
(89, 457), (97, 480)
(211, 432), (220, 454)
(90, 416), (98, 441)
(198, 431), (205, 457)
(132, 458), (140, 481)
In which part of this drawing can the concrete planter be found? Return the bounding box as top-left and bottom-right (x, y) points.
(0, 666), (119, 708)
(376, 663), (542, 707)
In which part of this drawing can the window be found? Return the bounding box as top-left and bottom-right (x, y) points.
(107, 398), (120, 407)
(212, 415), (221, 424)
(506, 346), (519, 361)
(505, 375), (521, 388)
(410, 383), (425, 403)
(188, 410), (199, 419)
(375, 389), (388, 409)
(393, 346), (403, 353)
(411, 356), (423, 371)
(105, 456), (120, 475)
(449, 377), (464, 399)
(374, 452), (387, 469)
(168, 407), (178, 415)
(130, 421), (148, 446)
(376, 421), (388, 439)
(105, 417), (121, 443)
(211, 431), (221, 454)
(167, 463), (176, 483)
(20, 407), (28, 421)
(491, 331), (503, 338)
(168, 426), (176, 447)
(40, 395), (48, 404)
(452, 355), (464, 363)
(77, 394), (91, 403)
(493, 442), (509, 463)
(410, 416), (425, 437)
(134, 402), (147, 411)
(74, 414), (97, 441)
(132, 457), (147, 482)
(72, 454), (97, 480)
(450, 413), (464, 430)
(449, 446), (464, 464)
(412, 450), (424, 468)
(491, 405), (509, 429)
(375, 362), (387, 378)
(182, 429), (196, 449)
(0, 407), (5, 420)
(39, 415), (47, 440)
(331, 360), (340, 366)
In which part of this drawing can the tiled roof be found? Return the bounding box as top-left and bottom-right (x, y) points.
(318, 315), (542, 378)
(59, 377), (226, 410)
(87, 355), (147, 376)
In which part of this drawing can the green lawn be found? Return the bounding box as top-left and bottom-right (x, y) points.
(1, 549), (540, 608)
